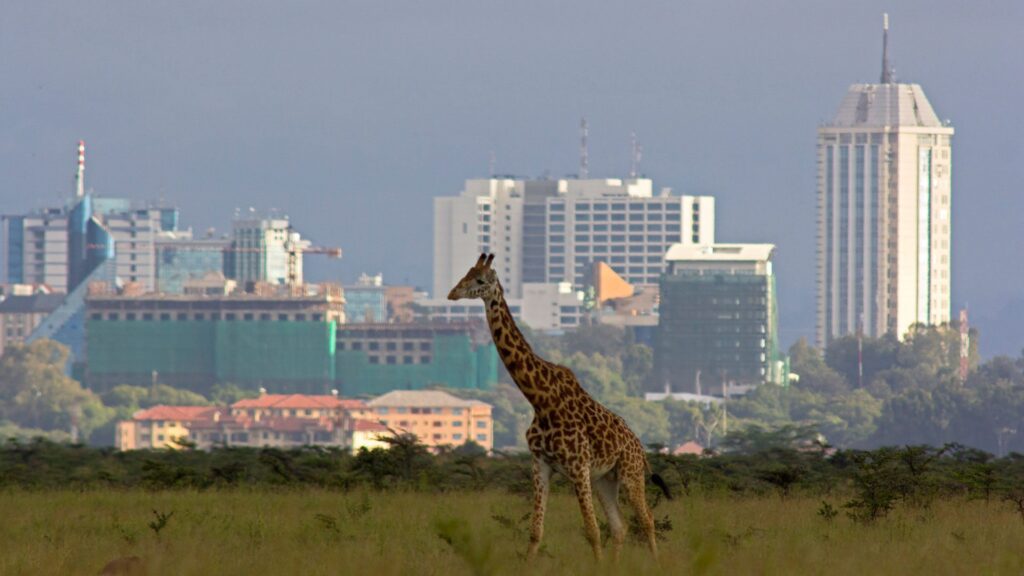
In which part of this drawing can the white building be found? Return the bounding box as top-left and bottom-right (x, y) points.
(414, 281), (585, 331)
(434, 177), (714, 300)
(227, 215), (305, 286)
(817, 18), (953, 345)
(2, 208), (69, 292)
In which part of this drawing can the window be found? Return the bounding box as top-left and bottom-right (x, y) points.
(368, 341), (380, 351)
(420, 355), (430, 363)
(260, 313), (271, 320)
(176, 313), (187, 321)
(192, 313), (204, 320)
(452, 421), (463, 427)
(278, 314), (288, 321)
(453, 433), (463, 441)
(142, 313), (154, 321)
(433, 421), (443, 427)
(452, 408), (463, 416)
(476, 421), (487, 428)
(402, 342), (414, 351)
(386, 342), (397, 351)
(243, 313), (254, 321)
(386, 356), (396, 364)
(225, 313), (236, 320)
(403, 356), (413, 364)
(352, 341), (363, 351)
(377, 408), (389, 415)
(369, 356), (379, 364)
(476, 434), (487, 442)
(419, 342), (431, 351)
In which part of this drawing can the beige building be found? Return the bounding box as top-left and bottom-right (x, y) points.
(114, 393), (377, 451)
(817, 17), (952, 345)
(353, 390), (494, 451)
(116, 405), (219, 450)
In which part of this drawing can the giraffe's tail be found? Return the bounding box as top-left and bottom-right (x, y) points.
(650, 473), (673, 500)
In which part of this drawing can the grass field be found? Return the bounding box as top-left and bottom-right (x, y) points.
(1, 489), (1022, 575)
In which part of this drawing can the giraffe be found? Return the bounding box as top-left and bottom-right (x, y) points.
(448, 253), (672, 561)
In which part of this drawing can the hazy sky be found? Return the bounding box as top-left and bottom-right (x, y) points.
(1, 2), (1021, 355)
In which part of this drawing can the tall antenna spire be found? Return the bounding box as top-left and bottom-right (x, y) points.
(629, 131), (642, 178)
(75, 140), (85, 198)
(579, 117), (589, 179)
(880, 13), (893, 84)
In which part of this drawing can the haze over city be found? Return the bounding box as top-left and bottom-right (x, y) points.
(1, 1), (1021, 355)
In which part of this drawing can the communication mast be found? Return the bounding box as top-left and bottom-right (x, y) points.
(630, 132), (643, 178)
(579, 117), (589, 179)
(959, 307), (970, 383)
(75, 140), (85, 198)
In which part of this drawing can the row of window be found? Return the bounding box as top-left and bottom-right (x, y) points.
(338, 341), (431, 352)
(367, 355), (431, 365)
(379, 419), (488, 429)
(91, 312), (324, 321)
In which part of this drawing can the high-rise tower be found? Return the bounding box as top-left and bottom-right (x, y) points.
(817, 15), (953, 346)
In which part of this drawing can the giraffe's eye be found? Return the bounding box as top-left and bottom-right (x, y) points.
(475, 279), (485, 285)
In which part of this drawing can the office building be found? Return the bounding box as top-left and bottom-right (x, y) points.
(656, 244), (785, 392)
(226, 214), (305, 286)
(817, 17), (953, 344)
(434, 177), (714, 300)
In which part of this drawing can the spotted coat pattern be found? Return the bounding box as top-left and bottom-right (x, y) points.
(448, 254), (659, 561)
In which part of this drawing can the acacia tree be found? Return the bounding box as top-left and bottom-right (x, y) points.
(0, 339), (111, 440)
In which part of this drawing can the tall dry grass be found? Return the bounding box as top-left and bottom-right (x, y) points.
(0, 489), (1020, 575)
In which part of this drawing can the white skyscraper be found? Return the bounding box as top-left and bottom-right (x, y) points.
(817, 16), (953, 345)
(434, 177), (714, 299)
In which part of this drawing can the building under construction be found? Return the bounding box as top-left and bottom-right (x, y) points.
(84, 281), (498, 396)
(84, 281), (344, 394)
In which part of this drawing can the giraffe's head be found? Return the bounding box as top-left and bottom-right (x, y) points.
(447, 253), (499, 300)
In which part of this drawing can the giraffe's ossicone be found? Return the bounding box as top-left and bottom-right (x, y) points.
(448, 253), (672, 561)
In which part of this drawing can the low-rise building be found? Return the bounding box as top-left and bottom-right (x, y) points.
(353, 390), (494, 451)
(115, 405), (219, 450)
(0, 288), (64, 356)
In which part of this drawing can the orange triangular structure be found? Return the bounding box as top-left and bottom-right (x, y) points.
(593, 262), (634, 305)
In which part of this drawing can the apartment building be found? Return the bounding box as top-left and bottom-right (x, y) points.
(353, 390), (494, 451)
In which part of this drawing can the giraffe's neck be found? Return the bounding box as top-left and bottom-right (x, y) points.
(482, 285), (547, 410)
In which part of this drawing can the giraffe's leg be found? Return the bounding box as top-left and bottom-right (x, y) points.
(594, 473), (625, 562)
(569, 464), (603, 561)
(624, 469), (658, 557)
(526, 457), (552, 562)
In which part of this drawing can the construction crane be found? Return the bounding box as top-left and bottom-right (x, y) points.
(285, 241), (342, 286)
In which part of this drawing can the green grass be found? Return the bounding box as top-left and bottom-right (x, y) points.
(0, 490), (1021, 575)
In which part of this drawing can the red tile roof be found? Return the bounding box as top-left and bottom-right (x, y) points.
(673, 441), (705, 456)
(352, 419), (390, 433)
(232, 394), (365, 410)
(132, 406), (220, 422)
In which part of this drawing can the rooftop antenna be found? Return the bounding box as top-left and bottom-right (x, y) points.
(629, 131), (643, 178)
(880, 13), (894, 84)
(75, 140), (85, 198)
(579, 117), (589, 179)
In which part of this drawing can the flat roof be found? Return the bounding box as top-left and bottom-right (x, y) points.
(665, 243), (775, 263)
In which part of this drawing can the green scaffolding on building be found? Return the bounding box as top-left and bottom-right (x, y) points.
(86, 318), (498, 396)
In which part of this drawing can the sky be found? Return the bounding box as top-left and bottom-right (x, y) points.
(1, 1), (1021, 356)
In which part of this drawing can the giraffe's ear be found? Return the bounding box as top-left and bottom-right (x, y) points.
(485, 254), (495, 268)
(475, 254), (487, 268)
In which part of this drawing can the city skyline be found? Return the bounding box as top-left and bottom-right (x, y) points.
(1, 2), (1021, 356)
